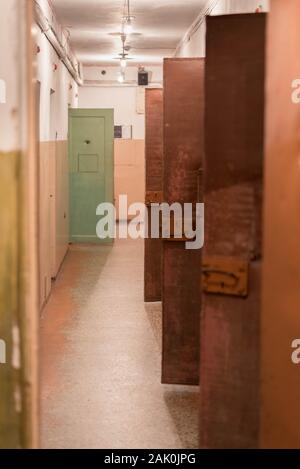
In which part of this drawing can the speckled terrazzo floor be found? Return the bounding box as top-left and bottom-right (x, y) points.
(40, 238), (199, 449)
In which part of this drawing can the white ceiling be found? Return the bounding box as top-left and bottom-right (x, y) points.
(51, 0), (207, 65)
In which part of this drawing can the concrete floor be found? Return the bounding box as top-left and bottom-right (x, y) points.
(40, 238), (199, 449)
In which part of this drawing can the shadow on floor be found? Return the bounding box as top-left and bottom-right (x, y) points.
(164, 388), (199, 449)
(52, 243), (114, 313)
(145, 302), (199, 448)
(40, 244), (113, 393)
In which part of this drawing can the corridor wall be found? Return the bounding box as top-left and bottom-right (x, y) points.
(200, 14), (265, 448)
(0, 0), (39, 449)
(79, 85), (145, 220)
(35, 0), (79, 307)
(261, 0), (300, 448)
(79, 66), (163, 220)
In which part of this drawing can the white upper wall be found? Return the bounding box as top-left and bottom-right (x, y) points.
(36, 0), (79, 142)
(83, 66), (163, 85)
(79, 85), (145, 139)
(36, 28), (79, 142)
(212, 0), (269, 14)
(0, 0), (22, 151)
(0, 0), (79, 149)
(79, 65), (163, 140)
(175, 0), (270, 58)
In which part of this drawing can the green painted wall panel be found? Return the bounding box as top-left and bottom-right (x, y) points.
(0, 152), (21, 449)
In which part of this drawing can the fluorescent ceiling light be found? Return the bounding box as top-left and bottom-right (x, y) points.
(117, 72), (125, 83)
(124, 19), (133, 35)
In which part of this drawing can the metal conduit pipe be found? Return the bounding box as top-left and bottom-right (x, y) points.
(34, 1), (83, 86)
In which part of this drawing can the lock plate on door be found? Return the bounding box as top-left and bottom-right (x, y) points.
(202, 256), (249, 297)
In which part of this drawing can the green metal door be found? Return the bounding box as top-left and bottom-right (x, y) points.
(69, 109), (114, 243)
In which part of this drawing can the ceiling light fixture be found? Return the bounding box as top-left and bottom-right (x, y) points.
(113, 33), (133, 66)
(122, 0), (135, 36)
(124, 18), (134, 35)
(118, 71), (125, 83)
(112, 2), (136, 68)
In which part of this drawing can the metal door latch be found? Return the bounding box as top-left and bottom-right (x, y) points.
(202, 256), (249, 297)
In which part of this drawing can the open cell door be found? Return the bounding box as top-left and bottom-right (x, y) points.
(200, 14), (266, 448)
(162, 58), (205, 385)
(144, 88), (164, 303)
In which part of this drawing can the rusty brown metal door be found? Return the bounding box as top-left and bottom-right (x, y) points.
(200, 14), (266, 448)
(144, 88), (164, 302)
(162, 58), (205, 385)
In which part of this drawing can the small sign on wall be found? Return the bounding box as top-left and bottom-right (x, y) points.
(114, 125), (133, 139)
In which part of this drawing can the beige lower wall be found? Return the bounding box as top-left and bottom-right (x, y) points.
(114, 139), (145, 220)
(53, 141), (69, 276)
(39, 141), (69, 309)
(39, 142), (51, 307)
